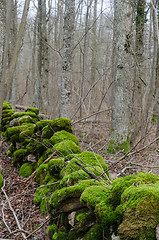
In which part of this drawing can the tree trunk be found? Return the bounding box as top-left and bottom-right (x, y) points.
(107, 0), (132, 153)
(60, 0), (75, 118)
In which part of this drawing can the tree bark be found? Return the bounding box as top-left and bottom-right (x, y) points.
(60, 0), (75, 118)
(107, 0), (132, 153)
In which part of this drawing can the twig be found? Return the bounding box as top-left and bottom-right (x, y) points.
(25, 217), (51, 239)
(75, 161), (97, 179)
(1, 180), (27, 239)
(36, 181), (60, 189)
(2, 202), (12, 233)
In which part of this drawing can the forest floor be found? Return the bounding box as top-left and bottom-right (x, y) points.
(0, 120), (159, 239)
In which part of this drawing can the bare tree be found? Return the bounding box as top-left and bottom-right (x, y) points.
(60, 0), (75, 118)
(107, 0), (132, 153)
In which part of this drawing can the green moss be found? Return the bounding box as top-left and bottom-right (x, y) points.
(48, 158), (65, 175)
(53, 140), (81, 156)
(6, 150), (12, 157)
(52, 118), (73, 133)
(50, 130), (79, 145)
(152, 114), (158, 123)
(35, 163), (49, 184)
(6, 124), (34, 142)
(111, 172), (159, 207)
(19, 162), (37, 177)
(34, 186), (51, 205)
(74, 208), (95, 231)
(83, 224), (103, 240)
(26, 107), (39, 115)
(52, 230), (67, 240)
(49, 179), (102, 212)
(106, 136), (130, 154)
(0, 170), (3, 189)
(12, 111), (39, 119)
(117, 182), (159, 239)
(42, 125), (54, 139)
(35, 120), (54, 132)
(19, 125), (35, 142)
(46, 224), (56, 239)
(2, 109), (14, 118)
(2, 101), (12, 110)
(61, 151), (108, 177)
(13, 148), (28, 166)
(60, 166), (107, 188)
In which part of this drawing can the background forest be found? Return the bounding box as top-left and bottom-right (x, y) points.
(0, 0), (159, 150)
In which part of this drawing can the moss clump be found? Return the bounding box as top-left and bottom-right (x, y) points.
(13, 148), (28, 166)
(2, 101), (12, 110)
(117, 182), (159, 240)
(50, 130), (79, 145)
(60, 166), (107, 188)
(26, 107), (39, 115)
(35, 120), (54, 132)
(2, 109), (14, 118)
(61, 151), (108, 177)
(46, 224), (56, 239)
(52, 230), (67, 240)
(19, 162), (37, 177)
(152, 114), (158, 123)
(35, 163), (49, 184)
(52, 118), (73, 133)
(42, 125), (55, 139)
(0, 170), (3, 189)
(111, 172), (159, 208)
(83, 224), (103, 240)
(12, 111), (39, 119)
(48, 158), (65, 175)
(53, 140), (81, 157)
(107, 136), (130, 154)
(19, 125), (35, 142)
(80, 185), (115, 235)
(49, 179), (102, 212)
(74, 208), (96, 231)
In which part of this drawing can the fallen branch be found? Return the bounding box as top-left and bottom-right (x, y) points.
(2, 202), (12, 233)
(1, 179), (27, 239)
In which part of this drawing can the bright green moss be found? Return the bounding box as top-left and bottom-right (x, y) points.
(48, 158), (65, 175)
(35, 120), (54, 132)
(152, 114), (158, 123)
(2, 101), (12, 110)
(61, 151), (108, 177)
(52, 118), (73, 133)
(111, 172), (159, 208)
(83, 224), (103, 240)
(50, 130), (79, 145)
(60, 166), (107, 188)
(42, 125), (54, 139)
(12, 111), (39, 119)
(34, 186), (51, 205)
(26, 107), (39, 115)
(35, 163), (49, 184)
(106, 136), (130, 154)
(52, 230), (67, 240)
(46, 224), (56, 239)
(13, 148), (28, 166)
(0, 170), (3, 189)
(49, 179), (101, 211)
(6, 124), (34, 141)
(53, 140), (81, 157)
(2, 109), (14, 118)
(74, 208), (95, 230)
(19, 162), (37, 177)
(6, 150), (12, 157)
(19, 125), (35, 142)
(117, 182), (159, 240)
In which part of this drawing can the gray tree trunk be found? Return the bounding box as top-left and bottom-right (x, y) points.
(60, 0), (75, 118)
(107, 0), (132, 153)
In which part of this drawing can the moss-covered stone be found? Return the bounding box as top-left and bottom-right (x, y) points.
(35, 120), (54, 132)
(46, 224), (56, 239)
(106, 136), (130, 154)
(80, 185), (115, 235)
(2, 109), (14, 118)
(60, 166), (107, 188)
(117, 182), (159, 240)
(13, 148), (28, 166)
(12, 111), (40, 119)
(19, 162), (37, 177)
(48, 158), (65, 175)
(19, 125), (35, 142)
(111, 172), (159, 208)
(2, 101), (12, 110)
(50, 130), (79, 145)
(83, 224), (103, 240)
(52, 118), (73, 133)
(49, 179), (102, 212)
(26, 107), (39, 115)
(61, 151), (108, 177)
(53, 140), (81, 157)
(52, 230), (67, 240)
(35, 163), (49, 184)
(42, 125), (55, 139)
